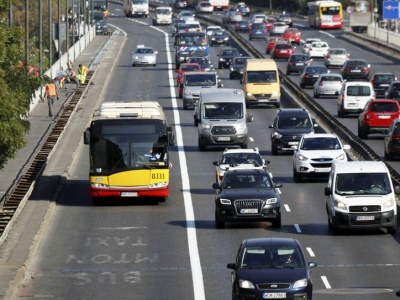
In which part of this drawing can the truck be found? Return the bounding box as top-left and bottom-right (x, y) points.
(124, 0), (149, 18)
(186, 0), (229, 10)
(347, 0), (372, 33)
(174, 31), (210, 69)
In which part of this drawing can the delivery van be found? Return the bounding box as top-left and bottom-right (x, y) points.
(242, 58), (281, 108)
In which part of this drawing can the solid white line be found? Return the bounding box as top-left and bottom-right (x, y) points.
(318, 30), (335, 38)
(151, 26), (206, 300)
(294, 224), (302, 233)
(108, 23), (128, 37)
(321, 276), (332, 289)
(284, 204), (290, 212)
(306, 247), (315, 257)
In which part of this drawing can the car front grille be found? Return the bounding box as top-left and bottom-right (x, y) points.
(211, 126), (236, 135)
(282, 135), (302, 142)
(310, 162), (332, 168)
(349, 205), (381, 212)
(257, 283), (291, 289)
(234, 199), (263, 214)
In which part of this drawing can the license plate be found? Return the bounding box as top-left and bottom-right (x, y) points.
(280, 50), (288, 53)
(378, 115), (390, 119)
(240, 208), (258, 214)
(217, 136), (230, 141)
(356, 215), (374, 221)
(348, 102), (357, 107)
(313, 74), (320, 77)
(314, 168), (330, 172)
(263, 293), (286, 299)
(380, 84), (390, 87)
(352, 70), (361, 72)
(121, 192), (138, 197)
(256, 30), (261, 33)
(296, 63), (304, 66)
(288, 141), (299, 145)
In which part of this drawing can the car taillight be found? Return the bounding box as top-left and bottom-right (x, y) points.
(363, 67), (369, 71)
(325, 55), (331, 59)
(304, 74), (309, 78)
(371, 79), (374, 85)
(345, 67), (351, 71)
(319, 81), (323, 86)
(391, 135), (400, 140)
(289, 61), (294, 65)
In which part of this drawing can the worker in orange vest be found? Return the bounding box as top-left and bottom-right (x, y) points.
(43, 80), (59, 117)
(77, 64), (89, 84)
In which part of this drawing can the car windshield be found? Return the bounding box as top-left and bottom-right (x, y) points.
(213, 31), (226, 36)
(291, 55), (308, 62)
(347, 60), (367, 67)
(346, 86), (370, 96)
(370, 102), (398, 112)
(189, 57), (210, 64)
(277, 115), (312, 129)
(240, 246), (305, 269)
(312, 43), (327, 48)
(221, 50), (239, 56)
(374, 75), (395, 82)
(335, 173), (392, 195)
(181, 65), (200, 71)
(330, 49), (346, 55)
(223, 173), (272, 189)
(157, 9), (171, 14)
(300, 137), (341, 150)
(305, 66), (327, 74)
(275, 44), (291, 49)
(185, 74), (216, 86)
(246, 71), (277, 83)
(203, 102), (243, 119)
(135, 48), (154, 54)
(233, 57), (248, 65)
(220, 153), (263, 165)
(321, 76), (342, 81)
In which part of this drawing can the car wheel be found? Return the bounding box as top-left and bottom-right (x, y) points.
(194, 116), (199, 126)
(358, 125), (368, 139)
(198, 138), (206, 151)
(271, 213), (281, 228)
(215, 211), (225, 229)
(271, 143), (278, 155)
(300, 82), (305, 89)
(218, 63), (222, 69)
(293, 168), (302, 183)
(338, 105), (346, 118)
(249, 37), (252, 41)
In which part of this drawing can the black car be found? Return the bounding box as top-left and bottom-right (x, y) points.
(384, 80), (400, 102)
(235, 20), (251, 32)
(269, 108), (318, 155)
(276, 13), (293, 27)
(213, 169), (283, 228)
(217, 47), (240, 69)
(210, 30), (230, 46)
(229, 56), (251, 79)
(341, 59), (370, 81)
(299, 65), (329, 88)
(286, 54), (311, 75)
(249, 22), (267, 41)
(371, 73), (397, 97)
(384, 119), (400, 160)
(227, 238), (317, 300)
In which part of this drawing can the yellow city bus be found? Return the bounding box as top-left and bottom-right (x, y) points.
(83, 101), (174, 202)
(307, 0), (343, 29)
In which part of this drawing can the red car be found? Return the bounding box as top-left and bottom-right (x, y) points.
(265, 16), (275, 31)
(358, 99), (400, 139)
(175, 63), (202, 87)
(265, 37), (286, 54)
(270, 43), (295, 60)
(282, 28), (301, 45)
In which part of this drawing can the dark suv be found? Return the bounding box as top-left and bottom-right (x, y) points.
(286, 54), (311, 75)
(269, 108), (318, 155)
(384, 119), (400, 160)
(213, 168), (283, 228)
(217, 47), (240, 69)
(370, 73), (397, 97)
(384, 80), (400, 102)
(341, 59), (370, 81)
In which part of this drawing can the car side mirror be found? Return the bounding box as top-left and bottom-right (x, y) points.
(308, 262), (317, 268)
(291, 145), (298, 150)
(213, 161), (219, 166)
(246, 113), (254, 122)
(343, 144), (351, 150)
(324, 187), (332, 196)
(227, 263), (237, 270)
(212, 182), (221, 189)
(83, 128), (90, 144)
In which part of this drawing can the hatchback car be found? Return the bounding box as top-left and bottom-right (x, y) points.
(299, 65), (329, 88)
(384, 119), (400, 160)
(276, 13), (293, 27)
(212, 148), (269, 183)
(270, 43), (295, 61)
(131, 45), (158, 66)
(249, 22), (268, 40)
(235, 3), (251, 16)
(227, 238), (316, 300)
(293, 133), (350, 182)
(229, 56), (251, 79)
(341, 59), (371, 81)
(337, 81), (375, 117)
(175, 63), (202, 86)
(195, 1), (213, 14)
(308, 41), (329, 59)
(324, 48), (349, 68)
(265, 37), (286, 54)
(313, 73), (344, 98)
(213, 169), (283, 228)
(269, 22), (288, 36)
(371, 73), (397, 97)
(282, 28), (301, 45)
(384, 80), (400, 101)
(210, 30), (230, 46)
(187, 56), (213, 72)
(286, 54), (311, 75)
(358, 99), (400, 139)
(217, 48), (240, 69)
(302, 38), (321, 54)
(235, 20), (251, 32)
(269, 108), (318, 155)
(177, 10), (195, 22)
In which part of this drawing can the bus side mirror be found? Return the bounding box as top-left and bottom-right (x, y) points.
(83, 129), (90, 145)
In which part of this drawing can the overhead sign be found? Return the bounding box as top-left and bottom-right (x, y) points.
(383, 1), (400, 20)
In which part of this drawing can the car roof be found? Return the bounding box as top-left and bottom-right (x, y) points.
(302, 133), (337, 139)
(222, 148), (260, 154)
(277, 108), (310, 115)
(344, 81), (372, 86)
(243, 238), (300, 248)
(333, 161), (388, 174)
(224, 168), (269, 176)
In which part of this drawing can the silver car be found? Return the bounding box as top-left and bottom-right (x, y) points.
(313, 73), (343, 98)
(324, 48), (350, 68)
(177, 10), (195, 22)
(132, 45), (158, 66)
(270, 22), (288, 36)
(222, 11), (243, 24)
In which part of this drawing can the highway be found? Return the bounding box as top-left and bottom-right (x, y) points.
(6, 3), (400, 299)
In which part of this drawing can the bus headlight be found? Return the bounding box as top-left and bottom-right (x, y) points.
(91, 182), (109, 188)
(149, 181), (168, 188)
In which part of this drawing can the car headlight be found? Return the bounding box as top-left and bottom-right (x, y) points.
(246, 92), (253, 97)
(336, 153), (346, 161)
(298, 154), (308, 161)
(179, 57), (185, 61)
(219, 58), (225, 61)
(334, 199), (347, 211)
(265, 198), (278, 205)
(201, 123), (210, 130)
(134, 56), (140, 60)
(383, 198), (395, 209)
(224, 37), (229, 40)
(220, 198), (231, 205)
(212, 38), (216, 40)
(293, 278), (308, 288)
(272, 91), (279, 96)
(273, 132), (282, 139)
(239, 280), (255, 289)
(184, 89), (192, 95)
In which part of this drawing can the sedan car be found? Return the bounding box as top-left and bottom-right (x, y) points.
(217, 47), (240, 69)
(341, 59), (371, 81)
(308, 41), (329, 59)
(266, 37), (286, 54)
(206, 25), (223, 37)
(195, 1), (213, 14)
(209, 30), (230, 46)
(313, 73), (344, 98)
(302, 38), (321, 54)
(227, 238), (316, 300)
(177, 10), (195, 22)
(235, 20), (251, 32)
(175, 63), (202, 86)
(293, 133), (349, 182)
(384, 80), (400, 101)
(282, 28), (301, 45)
(187, 56), (213, 71)
(384, 118), (400, 160)
(249, 22), (268, 40)
(370, 73), (397, 97)
(213, 169), (283, 228)
(358, 99), (400, 139)
(276, 13), (293, 27)
(270, 43), (295, 61)
(299, 65), (329, 88)
(222, 11), (243, 24)
(131, 45), (157, 66)
(286, 54), (311, 75)
(324, 48), (349, 68)
(229, 56), (251, 79)
(269, 22), (288, 36)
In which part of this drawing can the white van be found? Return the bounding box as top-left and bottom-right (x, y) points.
(196, 89), (253, 151)
(337, 81), (375, 117)
(124, 0), (149, 18)
(325, 161), (399, 234)
(152, 7), (172, 25)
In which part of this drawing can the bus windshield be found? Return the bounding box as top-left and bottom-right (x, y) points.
(320, 6), (340, 15)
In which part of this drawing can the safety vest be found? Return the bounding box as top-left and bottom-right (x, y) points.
(78, 66), (88, 75)
(46, 83), (57, 97)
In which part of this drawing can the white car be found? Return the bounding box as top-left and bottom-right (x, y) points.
(313, 73), (344, 98)
(250, 14), (266, 23)
(206, 25), (223, 37)
(308, 41), (329, 58)
(195, 1), (214, 14)
(292, 133), (350, 182)
(212, 148), (270, 183)
(269, 22), (288, 36)
(132, 45), (158, 66)
(302, 38), (321, 54)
